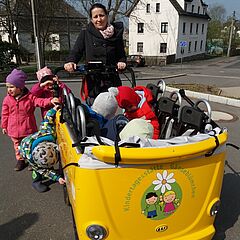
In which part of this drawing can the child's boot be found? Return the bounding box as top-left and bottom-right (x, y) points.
(32, 170), (49, 193)
(32, 180), (49, 193)
(14, 160), (26, 171)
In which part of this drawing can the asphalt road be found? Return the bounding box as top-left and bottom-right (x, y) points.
(0, 57), (240, 239)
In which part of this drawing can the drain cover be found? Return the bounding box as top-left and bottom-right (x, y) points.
(211, 111), (234, 121)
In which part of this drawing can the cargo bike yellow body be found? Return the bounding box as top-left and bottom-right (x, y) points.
(55, 72), (227, 240)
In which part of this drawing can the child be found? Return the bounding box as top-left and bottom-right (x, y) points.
(19, 106), (65, 193)
(86, 90), (119, 127)
(119, 118), (154, 140)
(31, 66), (71, 118)
(1, 69), (59, 171)
(109, 86), (160, 139)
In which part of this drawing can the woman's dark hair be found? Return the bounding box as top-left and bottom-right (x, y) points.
(89, 3), (108, 18)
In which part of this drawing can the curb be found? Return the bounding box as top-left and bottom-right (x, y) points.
(166, 86), (240, 108)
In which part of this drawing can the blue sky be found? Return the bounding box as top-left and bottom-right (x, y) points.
(204, 0), (240, 18)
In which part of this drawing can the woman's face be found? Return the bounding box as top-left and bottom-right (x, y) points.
(91, 7), (108, 30)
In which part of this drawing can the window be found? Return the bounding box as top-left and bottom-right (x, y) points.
(161, 22), (168, 33)
(194, 41), (197, 51)
(160, 43), (167, 53)
(191, 5), (194, 13)
(184, 3), (187, 11)
(190, 23), (193, 34)
(146, 3), (150, 13)
(183, 22), (186, 34)
(156, 3), (160, 12)
(188, 41), (191, 52)
(196, 23), (199, 34)
(198, 6), (200, 14)
(137, 42), (143, 52)
(200, 40), (203, 50)
(202, 23), (205, 33)
(138, 23), (144, 33)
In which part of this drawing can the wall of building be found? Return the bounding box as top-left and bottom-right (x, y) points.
(177, 16), (208, 59)
(129, 0), (209, 65)
(129, 0), (179, 58)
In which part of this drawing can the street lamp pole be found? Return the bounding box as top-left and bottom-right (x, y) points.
(30, 0), (43, 70)
(227, 11), (235, 58)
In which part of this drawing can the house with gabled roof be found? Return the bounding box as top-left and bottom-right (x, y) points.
(129, 0), (210, 65)
(0, 0), (87, 60)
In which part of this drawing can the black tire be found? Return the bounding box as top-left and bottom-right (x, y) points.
(71, 207), (79, 240)
(63, 184), (71, 206)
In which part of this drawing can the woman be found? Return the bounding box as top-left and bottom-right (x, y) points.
(64, 3), (126, 102)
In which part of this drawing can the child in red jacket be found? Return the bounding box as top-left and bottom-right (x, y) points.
(31, 66), (71, 118)
(1, 69), (58, 171)
(109, 86), (160, 139)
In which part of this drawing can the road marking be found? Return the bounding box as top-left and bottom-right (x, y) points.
(189, 74), (240, 80)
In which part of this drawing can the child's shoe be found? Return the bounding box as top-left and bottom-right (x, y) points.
(14, 160), (26, 171)
(32, 181), (49, 193)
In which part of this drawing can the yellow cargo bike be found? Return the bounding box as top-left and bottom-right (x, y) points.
(55, 66), (227, 240)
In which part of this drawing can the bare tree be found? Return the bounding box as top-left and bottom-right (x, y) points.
(0, 0), (27, 64)
(0, 0), (86, 66)
(66, 0), (141, 22)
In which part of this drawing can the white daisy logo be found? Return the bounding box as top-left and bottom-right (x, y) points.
(152, 170), (176, 193)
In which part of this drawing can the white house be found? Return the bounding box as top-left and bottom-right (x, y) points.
(129, 0), (210, 64)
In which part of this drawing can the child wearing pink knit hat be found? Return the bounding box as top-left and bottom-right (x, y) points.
(1, 69), (59, 171)
(31, 66), (71, 118)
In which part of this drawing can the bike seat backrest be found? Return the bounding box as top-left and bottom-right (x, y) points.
(157, 97), (179, 118)
(146, 83), (159, 103)
(179, 105), (208, 132)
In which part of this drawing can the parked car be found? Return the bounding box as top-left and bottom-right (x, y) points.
(127, 55), (145, 67)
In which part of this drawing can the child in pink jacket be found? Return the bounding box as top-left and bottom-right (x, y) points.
(31, 66), (71, 118)
(1, 69), (59, 171)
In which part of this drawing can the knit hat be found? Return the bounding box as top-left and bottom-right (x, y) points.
(91, 91), (118, 120)
(6, 69), (27, 88)
(114, 86), (141, 109)
(36, 66), (55, 83)
(119, 118), (154, 140)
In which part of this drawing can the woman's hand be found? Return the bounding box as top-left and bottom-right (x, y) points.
(117, 62), (126, 70)
(64, 62), (76, 72)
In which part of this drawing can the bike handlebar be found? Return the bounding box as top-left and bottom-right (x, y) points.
(53, 63), (136, 87)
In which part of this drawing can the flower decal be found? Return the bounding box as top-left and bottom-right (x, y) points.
(152, 170), (176, 193)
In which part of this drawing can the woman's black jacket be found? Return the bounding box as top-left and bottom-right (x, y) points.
(65, 21), (126, 66)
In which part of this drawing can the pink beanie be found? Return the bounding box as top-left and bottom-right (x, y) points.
(36, 66), (54, 82)
(6, 69), (27, 88)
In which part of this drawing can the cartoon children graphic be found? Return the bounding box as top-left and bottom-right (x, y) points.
(142, 192), (158, 218)
(163, 190), (177, 215)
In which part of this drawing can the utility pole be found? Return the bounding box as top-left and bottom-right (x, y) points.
(227, 11), (235, 57)
(30, 0), (43, 70)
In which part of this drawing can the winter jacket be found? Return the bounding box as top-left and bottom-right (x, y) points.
(65, 21), (126, 66)
(19, 108), (61, 182)
(124, 86), (160, 139)
(1, 88), (53, 138)
(31, 82), (71, 118)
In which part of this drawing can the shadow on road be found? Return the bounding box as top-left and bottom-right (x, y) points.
(213, 172), (240, 240)
(0, 213), (39, 240)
